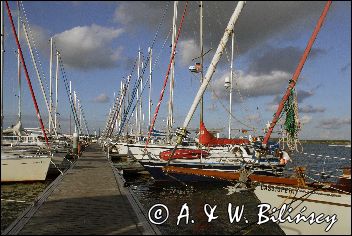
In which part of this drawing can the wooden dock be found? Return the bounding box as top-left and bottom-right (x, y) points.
(3, 143), (160, 235)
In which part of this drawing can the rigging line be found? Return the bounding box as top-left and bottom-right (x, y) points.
(207, 79), (257, 131)
(74, 92), (84, 134)
(116, 56), (143, 136)
(57, 54), (80, 132)
(152, 26), (172, 72)
(118, 2), (170, 135)
(19, 1), (51, 101)
(77, 100), (90, 135)
(106, 93), (122, 137)
(57, 56), (79, 131)
(5, 1), (50, 146)
(145, 1), (189, 150)
(19, 6), (58, 136)
(111, 57), (139, 137)
(213, 2), (259, 129)
(121, 26), (171, 133)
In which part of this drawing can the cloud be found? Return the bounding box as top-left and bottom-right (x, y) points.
(300, 115), (312, 125)
(341, 62), (351, 73)
(112, 2), (329, 55)
(316, 117), (351, 130)
(245, 114), (261, 123)
(54, 24), (124, 70)
(211, 70), (291, 101)
(248, 46), (325, 75)
(299, 105), (325, 113)
(93, 93), (110, 103)
(19, 24), (50, 55)
(177, 39), (200, 66)
(271, 89), (316, 105)
(113, 1), (166, 26)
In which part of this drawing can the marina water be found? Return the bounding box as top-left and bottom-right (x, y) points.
(1, 143), (350, 234)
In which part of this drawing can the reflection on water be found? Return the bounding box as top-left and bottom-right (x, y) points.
(125, 176), (284, 234)
(120, 143), (351, 235)
(1, 179), (54, 232)
(1, 144), (350, 234)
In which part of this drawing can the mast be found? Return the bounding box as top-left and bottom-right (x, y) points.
(17, 1), (21, 124)
(22, 18), (57, 137)
(182, 1), (245, 130)
(199, 0), (203, 124)
(69, 80), (72, 135)
(167, 1), (178, 142)
(262, 0), (332, 146)
(5, 1), (49, 146)
(49, 37), (53, 134)
(1, 1), (4, 145)
(148, 47), (152, 129)
(77, 98), (81, 131)
(228, 32), (234, 139)
(73, 90), (77, 133)
(139, 50), (143, 136)
(136, 49), (140, 141)
(55, 50), (59, 132)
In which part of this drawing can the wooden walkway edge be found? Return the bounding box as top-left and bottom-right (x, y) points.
(2, 144), (160, 235)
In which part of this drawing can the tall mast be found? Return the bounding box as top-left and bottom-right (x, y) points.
(69, 80), (72, 135)
(17, 1), (21, 124)
(139, 48), (143, 136)
(49, 37), (53, 134)
(22, 19), (57, 137)
(148, 47), (152, 128)
(199, 0), (203, 124)
(78, 98), (81, 131)
(1, 1), (4, 145)
(55, 50), (59, 132)
(167, 1), (178, 142)
(136, 48), (140, 141)
(73, 90), (77, 133)
(182, 1), (245, 129)
(262, 0), (332, 146)
(228, 32), (234, 139)
(5, 1), (50, 146)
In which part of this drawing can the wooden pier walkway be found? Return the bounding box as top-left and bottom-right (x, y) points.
(3, 143), (160, 235)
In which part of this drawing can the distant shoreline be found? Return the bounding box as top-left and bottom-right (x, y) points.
(269, 139), (351, 145)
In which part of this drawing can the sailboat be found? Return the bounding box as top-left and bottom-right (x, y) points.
(1, 1), (51, 182)
(136, 1), (291, 181)
(159, 1), (351, 234)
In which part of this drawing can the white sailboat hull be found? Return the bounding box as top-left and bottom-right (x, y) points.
(254, 183), (351, 235)
(1, 157), (51, 182)
(115, 142), (129, 155)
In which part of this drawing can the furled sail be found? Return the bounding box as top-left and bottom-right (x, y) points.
(198, 122), (249, 146)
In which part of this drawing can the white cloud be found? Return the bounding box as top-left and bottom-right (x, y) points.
(93, 93), (110, 103)
(54, 24), (124, 70)
(245, 114), (261, 123)
(176, 39), (200, 66)
(299, 105), (325, 113)
(317, 117), (351, 130)
(300, 115), (312, 125)
(211, 70), (291, 101)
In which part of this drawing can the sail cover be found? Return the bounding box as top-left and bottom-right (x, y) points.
(199, 122), (249, 146)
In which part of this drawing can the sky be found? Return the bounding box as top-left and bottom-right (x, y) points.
(2, 1), (351, 140)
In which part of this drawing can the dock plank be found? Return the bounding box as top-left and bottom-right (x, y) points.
(6, 144), (158, 235)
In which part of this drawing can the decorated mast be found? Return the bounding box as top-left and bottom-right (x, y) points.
(262, 0), (332, 147)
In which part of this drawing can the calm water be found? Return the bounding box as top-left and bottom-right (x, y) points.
(1, 178), (56, 232)
(1, 143), (350, 234)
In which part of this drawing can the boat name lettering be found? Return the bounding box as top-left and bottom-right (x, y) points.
(259, 184), (341, 197)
